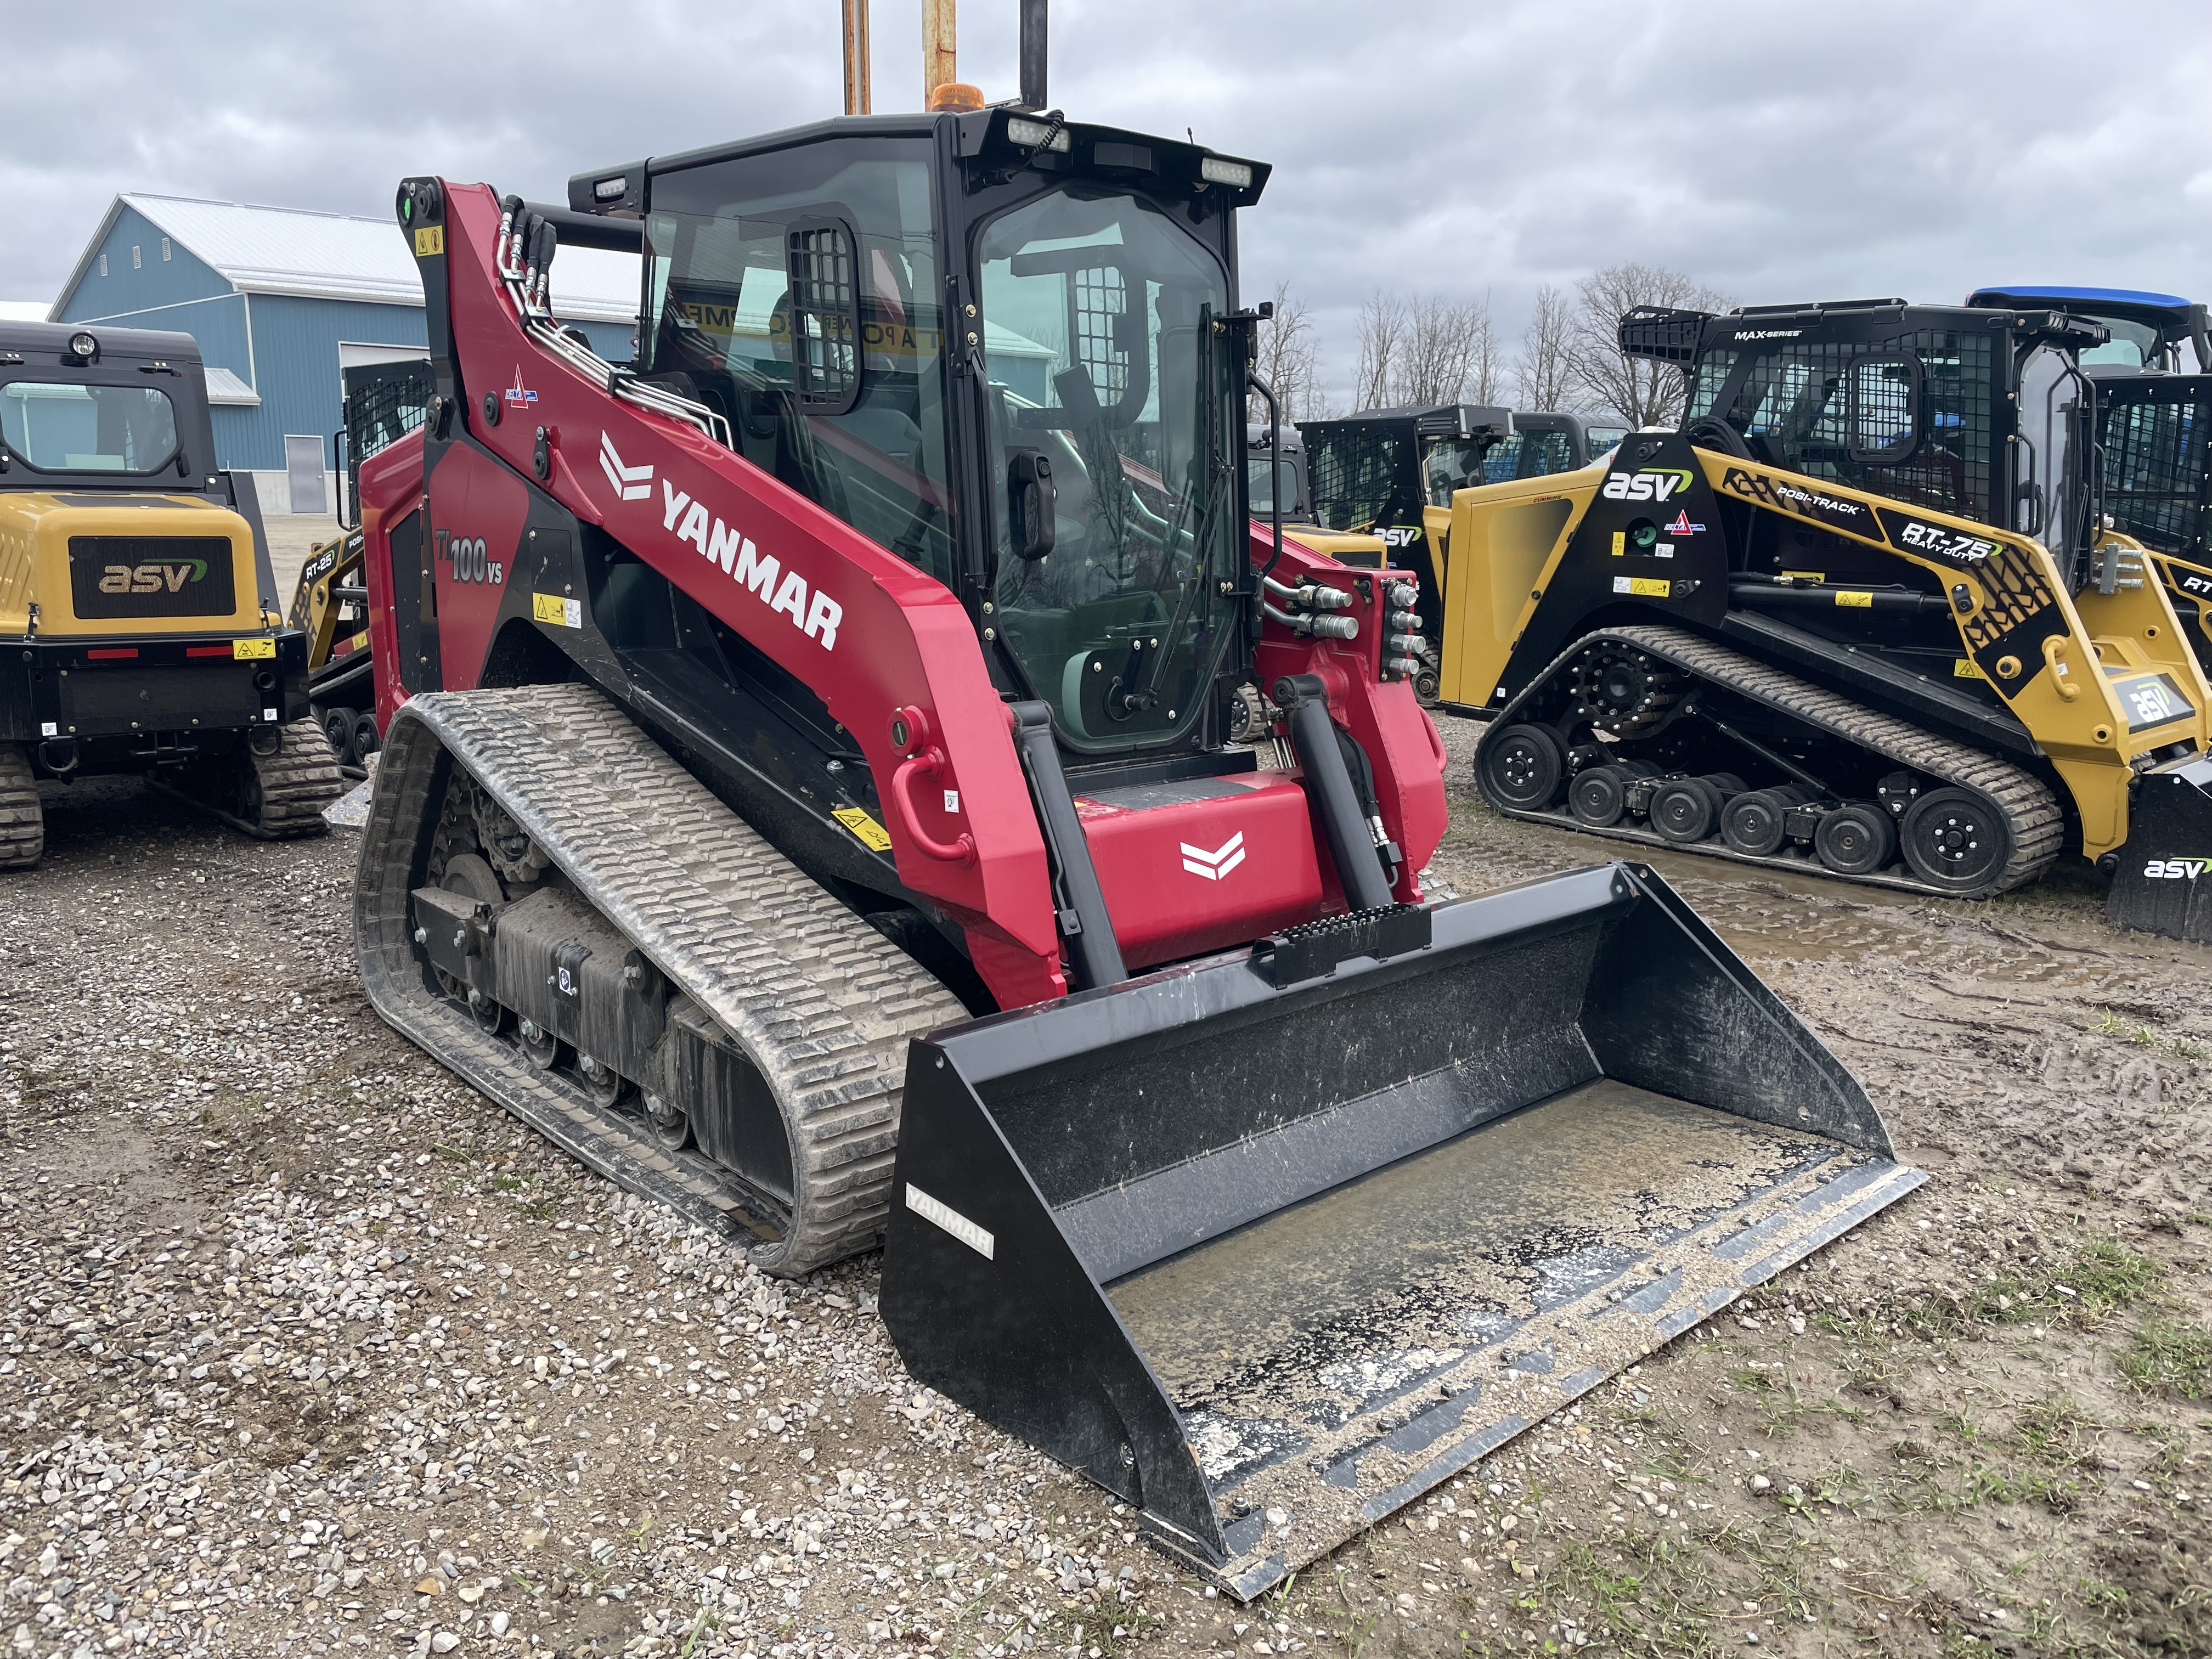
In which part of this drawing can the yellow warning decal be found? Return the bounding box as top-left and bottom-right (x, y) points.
(232, 638), (275, 659)
(1954, 658), (1984, 679)
(832, 806), (894, 852)
(414, 225), (444, 257)
(1833, 590), (1873, 608)
(532, 592), (582, 629)
(1779, 570), (1825, 583)
(1611, 575), (1670, 598)
(1610, 532), (1626, 557)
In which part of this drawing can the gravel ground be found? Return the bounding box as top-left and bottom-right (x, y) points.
(0, 781), (1205, 1659)
(1, 723), (2208, 1659)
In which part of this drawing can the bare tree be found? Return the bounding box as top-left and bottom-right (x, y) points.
(1394, 295), (1498, 407)
(1513, 284), (1577, 413)
(1249, 281), (1322, 424)
(1566, 263), (1733, 427)
(1352, 290), (1407, 411)
(1466, 293), (1503, 405)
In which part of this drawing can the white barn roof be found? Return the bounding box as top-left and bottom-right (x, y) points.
(55, 194), (640, 325)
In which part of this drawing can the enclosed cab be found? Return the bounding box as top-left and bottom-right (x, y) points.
(1483, 410), (1626, 477)
(0, 321), (337, 864)
(1965, 286), (2212, 669)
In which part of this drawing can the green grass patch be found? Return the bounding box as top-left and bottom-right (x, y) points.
(2089, 1009), (2209, 1059)
(2119, 1318), (2212, 1401)
(2008, 1393), (2101, 1469)
(1963, 1237), (2163, 1330)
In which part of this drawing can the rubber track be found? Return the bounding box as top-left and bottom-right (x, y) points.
(1483, 624), (2066, 898)
(0, 746), (42, 869)
(354, 684), (966, 1275)
(151, 719), (343, 840)
(250, 719), (345, 836)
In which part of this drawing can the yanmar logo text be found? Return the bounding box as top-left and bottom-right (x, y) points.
(659, 479), (842, 650)
(600, 430), (841, 651)
(2144, 857), (2211, 880)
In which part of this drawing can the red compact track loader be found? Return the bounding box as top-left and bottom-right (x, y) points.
(351, 109), (1918, 1594)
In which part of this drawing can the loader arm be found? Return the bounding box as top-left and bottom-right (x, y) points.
(1696, 451), (2212, 857)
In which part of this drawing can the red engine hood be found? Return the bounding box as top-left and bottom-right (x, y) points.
(1073, 770), (1325, 970)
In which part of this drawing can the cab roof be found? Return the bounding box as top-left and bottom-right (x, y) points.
(1967, 285), (2203, 341)
(0, 319), (205, 365)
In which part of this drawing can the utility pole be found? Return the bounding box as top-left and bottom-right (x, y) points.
(923, 0), (960, 109)
(841, 0), (871, 115)
(1017, 0), (1047, 110)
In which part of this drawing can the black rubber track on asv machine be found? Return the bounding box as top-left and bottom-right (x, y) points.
(0, 746), (42, 868)
(1476, 624), (2065, 899)
(354, 684), (965, 1275)
(149, 719), (343, 839)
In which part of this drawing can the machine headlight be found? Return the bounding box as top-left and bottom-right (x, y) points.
(69, 332), (98, 361)
(1199, 157), (1254, 189)
(1006, 117), (1070, 153)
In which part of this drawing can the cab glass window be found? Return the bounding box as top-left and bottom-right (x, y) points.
(1246, 453), (1296, 515)
(644, 146), (954, 584)
(978, 187), (1240, 754)
(1423, 438), (1494, 505)
(2078, 317), (2162, 369)
(0, 382), (178, 474)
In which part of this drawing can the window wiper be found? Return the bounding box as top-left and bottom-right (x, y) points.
(1122, 445), (1232, 714)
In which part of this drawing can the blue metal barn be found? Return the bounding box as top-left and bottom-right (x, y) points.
(50, 194), (639, 495)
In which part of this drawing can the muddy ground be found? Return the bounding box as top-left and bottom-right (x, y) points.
(1, 719), (2207, 1659)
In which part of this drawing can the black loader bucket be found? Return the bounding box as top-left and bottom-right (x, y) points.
(879, 863), (1921, 1597)
(2106, 755), (2212, 943)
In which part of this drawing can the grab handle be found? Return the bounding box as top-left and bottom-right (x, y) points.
(1420, 708), (1448, 775)
(2042, 634), (2082, 701)
(889, 748), (977, 867)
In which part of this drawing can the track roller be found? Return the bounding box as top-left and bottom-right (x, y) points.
(1475, 624), (2062, 900)
(1812, 802), (1897, 876)
(1477, 721), (1567, 809)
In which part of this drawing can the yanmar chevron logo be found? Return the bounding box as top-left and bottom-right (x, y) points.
(1180, 832), (1246, 881)
(599, 432), (653, 501)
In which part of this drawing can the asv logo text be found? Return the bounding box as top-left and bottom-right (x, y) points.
(2143, 857), (2211, 879)
(1378, 526), (1423, 548)
(1601, 469), (1692, 503)
(98, 560), (205, 594)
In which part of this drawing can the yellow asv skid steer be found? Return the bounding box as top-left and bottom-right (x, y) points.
(287, 361), (435, 772)
(1, 320), (339, 865)
(1440, 297), (2212, 944)
(348, 108), (1918, 1596)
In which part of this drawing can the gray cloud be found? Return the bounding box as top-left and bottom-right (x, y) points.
(4, 0), (2207, 408)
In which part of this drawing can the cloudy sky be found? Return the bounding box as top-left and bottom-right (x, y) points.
(7, 0), (2208, 407)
